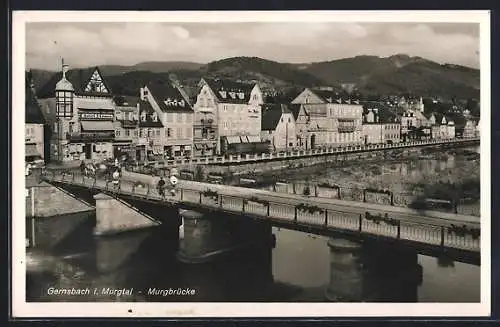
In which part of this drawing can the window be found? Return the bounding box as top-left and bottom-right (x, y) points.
(116, 130), (121, 137)
(167, 128), (171, 137)
(156, 129), (160, 136)
(56, 90), (73, 118)
(177, 128), (182, 139)
(134, 130), (138, 136)
(281, 118), (284, 123)
(224, 106), (227, 112)
(53, 123), (58, 133)
(185, 127), (191, 138)
(141, 111), (146, 122)
(152, 112), (158, 122)
(288, 118), (291, 123)
(125, 130), (130, 137)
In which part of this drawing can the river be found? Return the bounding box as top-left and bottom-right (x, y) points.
(26, 146), (480, 303)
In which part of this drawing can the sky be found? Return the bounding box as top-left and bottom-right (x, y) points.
(25, 22), (480, 71)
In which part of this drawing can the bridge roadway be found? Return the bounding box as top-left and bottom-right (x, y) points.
(42, 170), (480, 262)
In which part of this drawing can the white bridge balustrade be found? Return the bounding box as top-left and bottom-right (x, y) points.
(42, 170), (481, 260)
(327, 211), (359, 231)
(362, 219), (398, 238)
(131, 137), (479, 168)
(296, 209), (324, 225)
(268, 203), (295, 221)
(399, 222), (442, 246)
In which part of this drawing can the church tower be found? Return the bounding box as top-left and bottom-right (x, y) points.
(418, 97), (424, 113)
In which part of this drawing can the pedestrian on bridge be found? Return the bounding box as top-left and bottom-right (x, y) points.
(112, 169), (120, 190)
(169, 175), (178, 196)
(79, 161), (85, 176)
(157, 177), (166, 198)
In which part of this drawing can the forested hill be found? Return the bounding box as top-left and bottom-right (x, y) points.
(29, 54), (480, 101)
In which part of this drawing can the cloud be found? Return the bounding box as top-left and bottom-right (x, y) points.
(25, 22), (480, 71)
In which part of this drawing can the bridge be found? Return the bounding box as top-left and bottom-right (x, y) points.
(40, 169), (480, 265)
(141, 137), (479, 168)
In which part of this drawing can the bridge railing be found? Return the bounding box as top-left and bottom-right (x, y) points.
(122, 137), (479, 168)
(270, 182), (480, 217)
(42, 171), (480, 254)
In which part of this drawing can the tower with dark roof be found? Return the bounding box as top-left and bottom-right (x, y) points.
(55, 61), (74, 119)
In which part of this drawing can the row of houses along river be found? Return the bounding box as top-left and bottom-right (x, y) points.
(26, 145), (480, 302)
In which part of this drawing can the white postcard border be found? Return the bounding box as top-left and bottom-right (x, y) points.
(11, 10), (491, 318)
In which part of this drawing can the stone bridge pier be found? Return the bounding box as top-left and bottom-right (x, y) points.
(177, 210), (274, 264)
(325, 238), (423, 302)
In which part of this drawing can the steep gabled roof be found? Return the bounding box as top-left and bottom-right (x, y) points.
(114, 95), (140, 108)
(362, 102), (399, 124)
(446, 113), (468, 130)
(311, 89), (361, 104)
(37, 66), (113, 98)
(432, 113), (445, 125)
(25, 80), (45, 124)
(288, 104), (302, 120)
(261, 104), (291, 131)
(202, 78), (256, 104)
(146, 79), (193, 112)
(138, 100), (164, 128)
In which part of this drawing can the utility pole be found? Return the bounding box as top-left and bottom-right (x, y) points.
(285, 120), (288, 152)
(31, 187), (36, 247)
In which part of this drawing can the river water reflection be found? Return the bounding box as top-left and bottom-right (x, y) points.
(26, 147), (480, 303)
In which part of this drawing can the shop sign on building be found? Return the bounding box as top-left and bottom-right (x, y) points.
(79, 110), (114, 121)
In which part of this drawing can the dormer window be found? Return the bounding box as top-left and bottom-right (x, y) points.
(219, 91), (227, 98)
(179, 99), (185, 107)
(229, 92), (236, 99)
(238, 92), (244, 99)
(152, 112), (158, 122)
(141, 111), (147, 122)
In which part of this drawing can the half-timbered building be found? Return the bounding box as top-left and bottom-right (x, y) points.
(37, 62), (115, 162)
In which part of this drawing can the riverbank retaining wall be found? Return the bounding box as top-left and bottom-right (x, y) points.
(25, 182), (95, 249)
